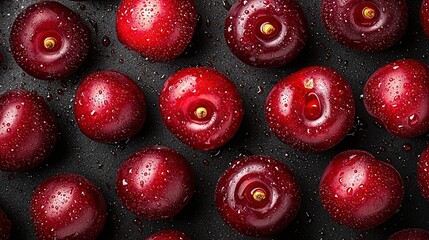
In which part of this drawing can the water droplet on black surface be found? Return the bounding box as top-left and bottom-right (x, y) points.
(89, 19), (98, 34)
(222, 0), (232, 11)
(102, 36), (111, 47)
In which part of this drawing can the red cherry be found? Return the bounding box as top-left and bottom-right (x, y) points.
(417, 145), (429, 201)
(30, 174), (107, 240)
(159, 67), (243, 150)
(116, 146), (194, 220)
(319, 150), (404, 230)
(321, 0), (408, 51)
(422, 0), (429, 38)
(265, 66), (355, 152)
(389, 228), (429, 240)
(224, 0), (307, 68)
(116, 0), (198, 62)
(10, 1), (91, 80)
(146, 230), (190, 240)
(215, 156), (301, 237)
(0, 209), (11, 239)
(364, 59), (429, 138)
(0, 89), (57, 172)
(74, 70), (146, 143)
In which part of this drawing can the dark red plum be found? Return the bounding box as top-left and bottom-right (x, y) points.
(225, 0), (307, 67)
(418, 145), (429, 201)
(30, 174), (107, 239)
(159, 67), (243, 150)
(389, 228), (429, 240)
(321, 0), (408, 51)
(364, 59), (429, 138)
(116, 146), (194, 220)
(265, 66), (355, 151)
(74, 70), (146, 143)
(146, 230), (190, 240)
(215, 155), (301, 237)
(116, 0), (198, 61)
(0, 209), (11, 239)
(0, 89), (57, 172)
(10, 1), (91, 80)
(421, 0), (429, 38)
(320, 150), (404, 230)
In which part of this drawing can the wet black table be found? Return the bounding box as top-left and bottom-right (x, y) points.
(0, 0), (428, 239)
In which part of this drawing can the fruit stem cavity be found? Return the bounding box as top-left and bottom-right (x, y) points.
(43, 37), (57, 50)
(362, 7), (375, 19)
(195, 107), (208, 119)
(252, 189), (266, 201)
(261, 23), (276, 35)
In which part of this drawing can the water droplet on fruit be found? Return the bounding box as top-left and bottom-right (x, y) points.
(408, 114), (419, 126)
(304, 93), (322, 120)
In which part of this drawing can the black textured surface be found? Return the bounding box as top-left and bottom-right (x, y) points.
(0, 0), (428, 239)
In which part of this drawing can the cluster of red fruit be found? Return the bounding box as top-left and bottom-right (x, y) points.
(1, 0), (429, 239)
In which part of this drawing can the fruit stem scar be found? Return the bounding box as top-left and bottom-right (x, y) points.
(44, 37), (57, 50)
(362, 7), (375, 19)
(252, 189), (266, 201)
(261, 23), (276, 35)
(304, 78), (314, 89)
(195, 107), (208, 119)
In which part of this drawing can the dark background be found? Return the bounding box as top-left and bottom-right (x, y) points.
(0, 0), (428, 239)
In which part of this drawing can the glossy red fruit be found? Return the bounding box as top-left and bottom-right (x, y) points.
(0, 89), (57, 172)
(146, 230), (190, 240)
(225, 0), (307, 68)
(417, 145), (429, 201)
(319, 150), (404, 230)
(422, 0), (429, 38)
(215, 156), (301, 237)
(74, 70), (146, 143)
(10, 1), (91, 80)
(364, 59), (429, 138)
(30, 174), (107, 240)
(116, 0), (198, 62)
(116, 146), (194, 220)
(321, 0), (408, 51)
(265, 66), (355, 152)
(389, 228), (429, 240)
(0, 209), (11, 239)
(159, 67), (243, 150)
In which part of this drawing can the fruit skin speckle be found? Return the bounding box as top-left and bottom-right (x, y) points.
(421, 0), (429, 39)
(321, 0), (408, 51)
(388, 228), (429, 240)
(215, 155), (301, 237)
(116, 0), (198, 62)
(224, 0), (307, 68)
(0, 89), (57, 172)
(265, 66), (355, 152)
(74, 70), (146, 143)
(364, 59), (429, 138)
(10, 1), (91, 80)
(145, 230), (190, 240)
(0, 209), (11, 239)
(417, 145), (429, 201)
(116, 146), (195, 220)
(30, 174), (107, 240)
(319, 150), (404, 230)
(159, 67), (244, 151)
